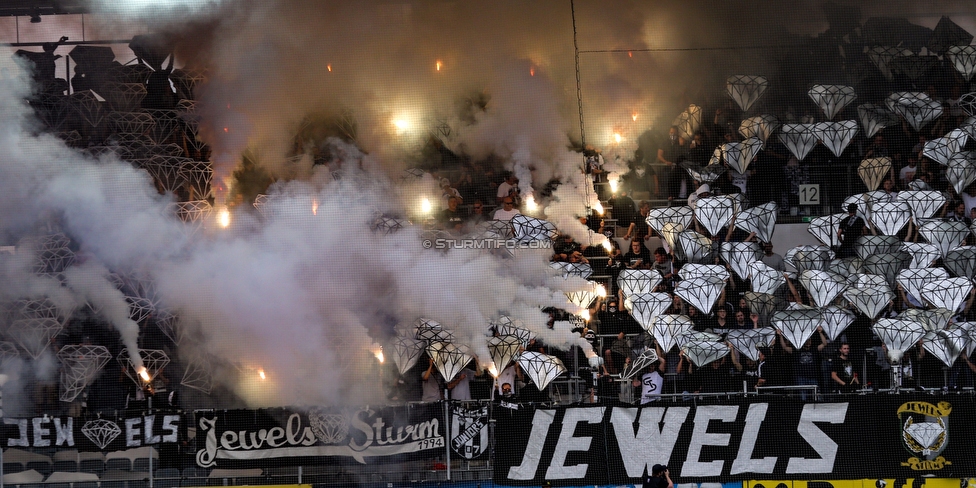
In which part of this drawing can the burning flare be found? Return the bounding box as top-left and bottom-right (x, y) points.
(608, 178), (619, 193)
(258, 369), (266, 380)
(217, 207), (231, 228)
(525, 194), (538, 213)
(421, 197), (432, 214)
(488, 361), (499, 378)
(138, 367), (151, 383)
(593, 201), (604, 215)
(435, 60), (442, 71)
(312, 198), (319, 216)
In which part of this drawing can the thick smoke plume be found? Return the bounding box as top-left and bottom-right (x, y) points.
(2, 0), (976, 408)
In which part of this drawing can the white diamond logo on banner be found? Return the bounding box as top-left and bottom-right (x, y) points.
(798, 269), (848, 308)
(82, 419), (122, 450)
(921, 277), (973, 313)
(779, 124), (819, 161)
(808, 84), (857, 120)
(897, 267), (949, 304)
(845, 286), (894, 320)
(814, 120), (859, 157)
(674, 276), (725, 315)
(726, 75), (769, 112)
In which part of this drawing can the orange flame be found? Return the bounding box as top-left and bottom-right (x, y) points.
(312, 198), (319, 216)
(327, 64), (332, 72)
(436, 60), (442, 71)
(628, 51), (633, 57)
(632, 112), (639, 122)
(530, 67), (535, 76)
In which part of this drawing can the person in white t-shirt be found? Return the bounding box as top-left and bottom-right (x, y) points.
(493, 197), (521, 220)
(496, 173), (520, 204)
(494, 365), (519, 397)
(631, 348), (666, 404)
(448, 367), (475, 400)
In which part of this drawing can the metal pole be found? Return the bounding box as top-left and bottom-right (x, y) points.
(443, 398), (451, 481)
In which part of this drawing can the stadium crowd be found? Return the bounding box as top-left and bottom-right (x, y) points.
(10, 23), (976, 418)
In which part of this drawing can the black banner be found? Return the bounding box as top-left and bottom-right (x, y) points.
(194, 403), (445, 467)
(2, 412), (182, 451)
(450, 403), (489, 460)
(493, 395), (976, 486)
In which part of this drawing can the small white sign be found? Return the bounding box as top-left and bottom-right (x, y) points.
(798, 184), (820, 205)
